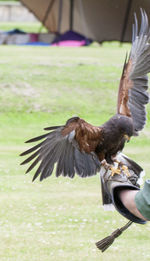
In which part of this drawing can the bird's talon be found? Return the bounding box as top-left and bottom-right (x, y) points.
(121, 165), (131, 177)
(109, 166), (121, 176)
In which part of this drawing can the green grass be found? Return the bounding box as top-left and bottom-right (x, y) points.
(0, 22), (47, 33)
(0, 44), (150, 261)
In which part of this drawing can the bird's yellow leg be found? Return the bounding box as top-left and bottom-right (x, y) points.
(109, 166), (121, 176)
(111, 156), (131, 177)
(101, 159), (121, 176)
(121, 165), (131, 177)
(114, 161), (131, 177)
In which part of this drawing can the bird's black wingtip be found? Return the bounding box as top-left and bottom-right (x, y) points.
(32, 176), (36, 182)
(44, 125), (62, 131)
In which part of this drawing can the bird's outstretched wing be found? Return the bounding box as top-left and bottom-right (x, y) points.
(117, 9), (150, 134)
(20, 117), (103, 181)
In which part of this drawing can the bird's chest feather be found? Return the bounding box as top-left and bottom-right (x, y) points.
(96, 130), (125, 154)
(105, 135), (125, 152)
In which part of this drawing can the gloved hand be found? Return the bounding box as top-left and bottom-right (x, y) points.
(100, 153), (146, 224)
(96, 154), (146, 252)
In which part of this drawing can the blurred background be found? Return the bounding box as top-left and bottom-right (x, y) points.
(0, 1), (150, 261)
(0, 0), (150, 46)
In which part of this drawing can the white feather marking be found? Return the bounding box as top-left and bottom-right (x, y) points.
(68, 130), (75, 142)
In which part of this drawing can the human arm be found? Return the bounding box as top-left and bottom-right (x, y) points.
(118, 179), (150, 221)
(119, 189), (147, 221)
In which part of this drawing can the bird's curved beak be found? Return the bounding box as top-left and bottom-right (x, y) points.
(124, 134), (130, 143)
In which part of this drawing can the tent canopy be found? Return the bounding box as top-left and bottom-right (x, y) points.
(20, 0), (150, 43)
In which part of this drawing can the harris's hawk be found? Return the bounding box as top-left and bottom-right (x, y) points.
(21, 10), (149, 182)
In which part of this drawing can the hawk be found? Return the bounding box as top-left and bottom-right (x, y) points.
(21, 10), (149, 183)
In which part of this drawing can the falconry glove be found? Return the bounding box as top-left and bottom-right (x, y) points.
(100, 154), (146, 224)
(96, 154), (146, 252)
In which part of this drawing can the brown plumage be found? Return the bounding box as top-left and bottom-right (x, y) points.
(21, 9), (150, 182)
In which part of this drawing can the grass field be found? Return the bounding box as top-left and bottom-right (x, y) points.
(0, 43), (150, 261)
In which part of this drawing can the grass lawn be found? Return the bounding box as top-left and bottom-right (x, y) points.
(0, 43), (150, 261)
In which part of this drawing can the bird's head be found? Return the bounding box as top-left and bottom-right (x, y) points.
(117, 115), (134, 142)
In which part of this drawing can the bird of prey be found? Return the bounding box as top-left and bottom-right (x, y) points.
(21, 10), (150, 183)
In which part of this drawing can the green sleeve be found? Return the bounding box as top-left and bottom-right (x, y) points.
(135, 180), (150, 221)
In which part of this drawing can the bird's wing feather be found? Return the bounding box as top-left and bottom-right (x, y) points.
(117, 9), (150, 133)
(20, 117), (102, 181)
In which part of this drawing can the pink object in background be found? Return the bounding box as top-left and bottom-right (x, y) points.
(52, 40), (86, 47)
(30, 33), (38, 43)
